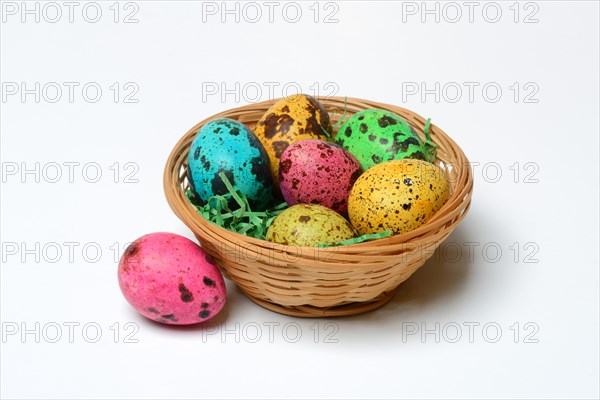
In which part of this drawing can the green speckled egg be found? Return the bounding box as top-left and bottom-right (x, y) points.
(266, 204), (356, 247)
(335, 109), (428, 170)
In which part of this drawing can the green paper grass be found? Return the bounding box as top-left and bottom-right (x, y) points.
(186, 172), (287, 240)
(330, 96), (349, 133)
(423, 118), (438, 163)
(320, 96), (348, 140)
(317, 230), (392, 248)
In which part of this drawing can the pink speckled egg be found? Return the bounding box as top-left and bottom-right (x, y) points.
(118, 232), (226, 325)
(278, 139), (363, 215)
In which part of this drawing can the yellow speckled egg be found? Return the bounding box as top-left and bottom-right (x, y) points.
(348, 159), (450, 235)
(266, 204), (356, 247)
(254, 94), (331, 185)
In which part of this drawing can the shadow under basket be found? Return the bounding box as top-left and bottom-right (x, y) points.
(164, 96), (474, 318)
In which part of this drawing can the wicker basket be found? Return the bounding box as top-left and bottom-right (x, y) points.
(163, 97), (473, 317)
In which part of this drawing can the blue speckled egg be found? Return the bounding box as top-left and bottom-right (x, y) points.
(187, 118), (273, 210)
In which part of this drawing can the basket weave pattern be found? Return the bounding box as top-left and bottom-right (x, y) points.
(164, 97), (473, 317)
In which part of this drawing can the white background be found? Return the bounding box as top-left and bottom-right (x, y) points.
(1, 1), (599, 399)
